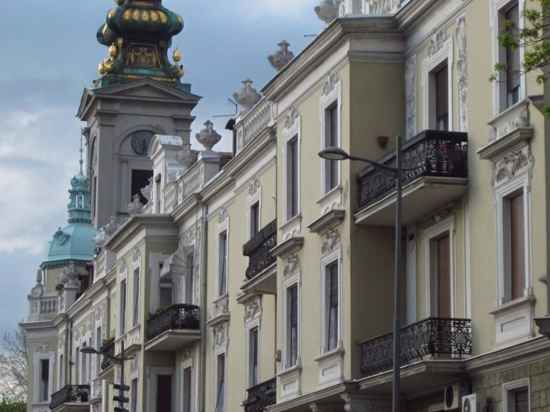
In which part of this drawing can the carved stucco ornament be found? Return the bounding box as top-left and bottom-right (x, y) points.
(268, 41), (295, 71)
(315, 0), (340, 23)
(493, 145), (533, 186)
(283, 253), (300, 278)
(233, 79), (261, 112)
(244, 296), (262, 323)
(427, 28), (449, 58)
(283, 107), (300, 130)
(322, 73), (340, 97)
(321, 229), (340, 255)
(248, 178), (261, 197)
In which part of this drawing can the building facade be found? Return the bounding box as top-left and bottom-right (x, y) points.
(21, 0), (550, 412)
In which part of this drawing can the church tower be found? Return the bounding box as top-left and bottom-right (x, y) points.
(77, 0), (200, 227)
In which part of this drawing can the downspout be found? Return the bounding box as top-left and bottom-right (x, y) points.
(198, 197), (208, 412)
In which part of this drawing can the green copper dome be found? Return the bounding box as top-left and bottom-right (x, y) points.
(95, 0), (185, 87)
(42, 173), (96, 267)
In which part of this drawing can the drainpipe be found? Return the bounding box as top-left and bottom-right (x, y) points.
(198, 197), (208, 412)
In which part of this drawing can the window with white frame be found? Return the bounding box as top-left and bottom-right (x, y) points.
(286, 136), (299, 220)
(39, 359), (50, 402)
(500, 1), (521, 110)
(215, 353), (226, 412)
(133, 268), (140, 327)
(81, 343), (87, 384)
(286, 284), (299, 368)
(131, 378), (138, 412)
(250, 202), (260, 239)
(159, 280), (173, 308)
(324, 260), (340, 352)
(218, 231), (228, 296)
(503, 380), (530, 412)
(120, 279), (127, 335)
(248, 327), (259, 386)
(95, 326), (102, 376)
(75, 347), (79, 384)
(182, 366), (192, 412)
(429, 61), (450, 131)
(59, 354), (64, 388)
(323, 102), (340, 192)
(185, 251), (194, 304)
(502, 188), (527, 302)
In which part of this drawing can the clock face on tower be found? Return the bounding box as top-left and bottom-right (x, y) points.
(130, 131), (154, 156)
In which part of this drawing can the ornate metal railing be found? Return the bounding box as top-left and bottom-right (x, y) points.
(359, 317), (472, 377)
(357, 130), (468, 209)
(49, 385), (90, 410)
(146, 304), (200, 340)
(243, 378), (276, 412)
(100, 338), (115, 371)
(243, 220), (277, 280)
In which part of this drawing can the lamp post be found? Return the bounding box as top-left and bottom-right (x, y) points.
(81, 340), (132, 412)
(319, 137), (403, 412)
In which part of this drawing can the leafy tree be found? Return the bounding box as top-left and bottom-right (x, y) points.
(0, 399), (26, 412)
(0, 329), (29, 402)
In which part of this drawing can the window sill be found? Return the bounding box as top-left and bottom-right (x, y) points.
(280, 213), (302, 233)
(277, 361), (302, 378)
(314, 344), (345, 362)
(317, 184), (342, 205)
(487, 98), (532, 143)
(490, 293), (536, 316)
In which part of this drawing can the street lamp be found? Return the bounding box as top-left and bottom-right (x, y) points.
(319, 137), (403, 412)
(81, 340), (132, 412)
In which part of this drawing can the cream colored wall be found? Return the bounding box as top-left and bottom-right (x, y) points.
(204, 158), (276, 412)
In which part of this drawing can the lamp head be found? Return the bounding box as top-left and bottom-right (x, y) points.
(80, 347), (99, 355)
(318, 147), (350, 161)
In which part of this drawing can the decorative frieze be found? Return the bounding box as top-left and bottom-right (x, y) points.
(427, 28), (449, 58)
(244, 295), (262, 324)
(492, 145), (533, 188)
(283, 253), (301, 279)
(456, 15), (469, 132)
(321, 229), (341, 256)
(405, 55), (417, 139)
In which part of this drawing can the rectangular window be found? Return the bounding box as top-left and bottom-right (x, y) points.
(120, 280), (127, 335)
(182, 367), (192, 412)
(215, 354), (225, 412)
(503, 3), (521, 108)
(155, 177), (161, 213)
(434, 63), (449, 131)
(325, 261), (339, 351)
(131, 169), (153, 204)
(157, 375), (172, 412)
(286, 136), (299, 219)
(185, 252), (194, 304)
(81, 345), (87, 384)
(250, 202), (260, 238)
(159, 282), (173, 308)
(505, 189), (526, 302)
(249, 327), (259, 386)
(39, 359), (50, 402)
(324, 102), (339, 192)
(218, 231), (228, 296)
(59, 355), (64, 388)
(507, 386), (529, 412)
(286, 285), (298, 368)
(431, 233), (451, 317)
(95, 327), (102, 376)
(133, 268), (140, 327)
(75, 348), (79, 385)
(131, 378), (138, 412)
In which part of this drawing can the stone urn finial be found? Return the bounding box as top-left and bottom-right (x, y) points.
(196, 120), (222, 151)
(315, 0), (339, 23)
(268, 41), (295, 71)
(233, 79), (261, 112)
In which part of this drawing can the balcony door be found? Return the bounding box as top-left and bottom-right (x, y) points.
(430, 232), (452, 318)
(157, 375), (172, 412)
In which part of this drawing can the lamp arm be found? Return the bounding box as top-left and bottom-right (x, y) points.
(347, 155), (399, 175)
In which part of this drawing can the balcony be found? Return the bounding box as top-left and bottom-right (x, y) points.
(145, 304), (200, 351)
(355, 130), (468, 226)
(358, 318), (472, 395)
(241, 220), (277, 295)
(243, 378), (276, 412)
(49, 385), (90, 412)
(100, 338), (115, 372)
(28, 295), (58, 322)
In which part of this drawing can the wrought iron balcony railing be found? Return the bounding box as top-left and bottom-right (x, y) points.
(359, 317), (472, 377)
(243, 220), (277, 280)
(357, 130), (468, 209)
(243, 378), (276, 412)
(146, 304), (200, 340)
(49, 385), (90, 410)
(100, 338), (115, 371)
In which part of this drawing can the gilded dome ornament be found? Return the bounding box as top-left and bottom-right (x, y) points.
(109, 44), (118, 58)
(173, 48), (182, 63)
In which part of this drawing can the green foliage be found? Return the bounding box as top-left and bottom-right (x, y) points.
(0, 399), (25, 412)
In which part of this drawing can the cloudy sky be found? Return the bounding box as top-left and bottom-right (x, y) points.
(0, 0), (322, 335)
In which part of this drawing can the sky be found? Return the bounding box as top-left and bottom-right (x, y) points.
(0, 0), (323, 335)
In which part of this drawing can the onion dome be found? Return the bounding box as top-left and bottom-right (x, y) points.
(95, 0), (185, 87)
(42, 173), (96, 267)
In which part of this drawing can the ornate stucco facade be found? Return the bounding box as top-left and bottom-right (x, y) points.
(21, 1), (550, 412)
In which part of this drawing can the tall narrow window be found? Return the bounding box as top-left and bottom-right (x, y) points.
(249, 327), (259, 386)
(182, 367), (192, 412)
(250, 202), (260, 238)
(286, 285), (298, 368)
(81, 345), (87, 384)
(287, 137), (299, 219)
(120, 280), (127, 335)
(324, 102), (339, 192)
(218, 231), (228, 296)
(131, 170), (153, 204)
(155, 176), (162, 213)
(75, 348), (79, 385)
(59, 355), (64, 388)
(131, 378), (138, 412)
(133, 268), (140, 327)
(506, 190), (526, 301)
(504, 3), (521, 108)
(215, 354), (226, 412)
(39, 359), (50, 402)
(432, 233), (451, 318)
(95, 327), (102, 376)
(157, 375), (172, 412)
(434, 63), (449, 131)
(508, 386), (529, 412)
(185, 252), (194, 304)
(325, 261), (339, 351)
(159, 281), (173, 308)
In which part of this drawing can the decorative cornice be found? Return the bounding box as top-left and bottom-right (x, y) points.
(308, 209), (345, 234)
(272, 237), (304, 258)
